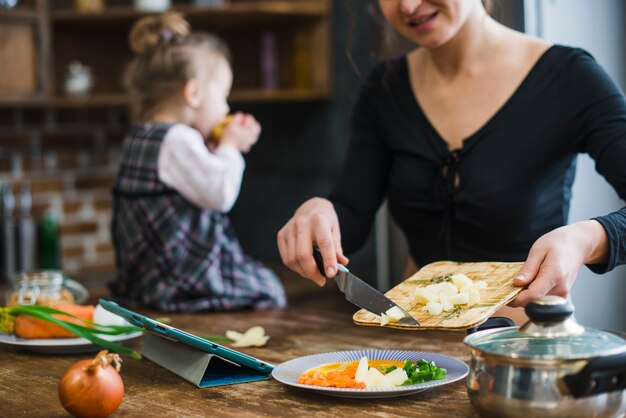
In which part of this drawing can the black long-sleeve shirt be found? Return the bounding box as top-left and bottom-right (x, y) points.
(329, 45), (626, 273)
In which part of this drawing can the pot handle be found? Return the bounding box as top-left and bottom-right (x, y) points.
(563, 351), (626, 398)
(466, 317), (515, 335)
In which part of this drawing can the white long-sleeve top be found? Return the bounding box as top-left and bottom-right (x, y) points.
(157, 124), (245, 213)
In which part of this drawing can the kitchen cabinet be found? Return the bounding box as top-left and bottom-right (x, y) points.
(0, 0), (332, 107)
(0, 0), (50, 104)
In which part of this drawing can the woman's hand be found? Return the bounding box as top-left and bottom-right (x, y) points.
(277, 198), (349, 286)
(220, 112), (260, 153)
(509, 220), (609, 307)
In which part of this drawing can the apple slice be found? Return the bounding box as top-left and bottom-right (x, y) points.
(355, 356), (369, 383)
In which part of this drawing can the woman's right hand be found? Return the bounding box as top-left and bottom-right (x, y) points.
(277, 197), (349, 286)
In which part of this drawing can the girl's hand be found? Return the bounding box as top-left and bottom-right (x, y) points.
(509, 220), (609, 307)
(219, 112), (260, 153)
(277, 198), (349, 286)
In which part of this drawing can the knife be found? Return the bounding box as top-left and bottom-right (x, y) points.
(313, 248), (420, 326)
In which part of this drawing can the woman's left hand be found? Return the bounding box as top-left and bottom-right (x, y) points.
(509, 220), (609, 307)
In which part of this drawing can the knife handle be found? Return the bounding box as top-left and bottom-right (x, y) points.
(313, 247), (348, 277)
(312, 246), (326, 277)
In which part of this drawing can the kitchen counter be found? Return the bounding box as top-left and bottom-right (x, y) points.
(0, 307), (479, 418)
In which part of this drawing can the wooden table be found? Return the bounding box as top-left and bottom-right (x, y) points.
(0, 307), (479, 418)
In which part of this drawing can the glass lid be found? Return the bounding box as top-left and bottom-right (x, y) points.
(465, 296), (626, 360)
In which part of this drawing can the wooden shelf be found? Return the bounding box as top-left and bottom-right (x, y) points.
(0, 9), (41, 21)
(0, 89), (331, 108)
(52, 1), (328, 23)
(1, 0), (332, 109)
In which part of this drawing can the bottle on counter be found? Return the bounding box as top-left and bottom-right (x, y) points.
(38, 208), (61, 270)
(17, 182), (36, 273)
(1, 182), (16, 284)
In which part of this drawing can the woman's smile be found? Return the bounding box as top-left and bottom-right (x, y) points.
(408, 11), (439, 31)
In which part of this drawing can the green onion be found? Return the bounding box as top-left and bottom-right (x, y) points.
(401, 358), (447, 385)
(1, 305), (143, 359)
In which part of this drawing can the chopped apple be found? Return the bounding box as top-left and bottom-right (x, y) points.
(363, 367), (386, 388)
(227, 325), (270, 347)
(385, 368), (409, 386)
(412, 288), (438, 305)
(467, 288), (481, 306)
(439, 293), (454, 312)
(451, 273), (473, 290)
(450, 292), (469, 305)
(225, 330), (243, 340)
(434, 282), (458, 297)
(425, 301), (443, 316)
(385, 306), (407, 322)
(380, 312), (390, 326)
(355, 356), (369, 383)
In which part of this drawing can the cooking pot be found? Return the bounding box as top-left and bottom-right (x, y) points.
(464, 295), (626, 418)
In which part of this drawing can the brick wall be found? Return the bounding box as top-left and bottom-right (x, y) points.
(0, 107), (127, 283)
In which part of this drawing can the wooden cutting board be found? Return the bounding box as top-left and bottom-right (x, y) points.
(353, 261), (524, 331)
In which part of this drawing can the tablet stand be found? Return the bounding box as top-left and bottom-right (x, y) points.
(141, 333), (271, 388)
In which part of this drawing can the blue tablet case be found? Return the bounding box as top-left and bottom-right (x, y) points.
(99, 299), (272, 388)
(141, 333), (270, 388)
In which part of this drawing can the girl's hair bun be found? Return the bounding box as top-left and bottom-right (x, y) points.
(129, 11), (191, 55)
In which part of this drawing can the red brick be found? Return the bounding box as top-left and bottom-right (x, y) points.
(63, 246), (85, 258)
(75, 259), (116, 276)
(63, 200), (83, 215)
(53, 153), (80, 170)
(32, 202), (52, 220)
(59, 221), (98, 235)
(75, 173), (115, 191)
(96, 242), (114, 253)
(31, 177), (66, 194)
(94, 197), (112, 211)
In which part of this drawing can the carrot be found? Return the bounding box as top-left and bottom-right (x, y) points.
(14, 304), (95, 339)
(297, 367), (365, 389)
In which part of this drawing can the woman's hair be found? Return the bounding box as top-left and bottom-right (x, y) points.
(124, 12), (231, 122)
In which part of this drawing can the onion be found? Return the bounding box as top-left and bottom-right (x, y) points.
(58, 350), (124, 418)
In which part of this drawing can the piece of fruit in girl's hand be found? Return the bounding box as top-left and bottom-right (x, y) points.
(210, 114), (234, 141)
(59, 350), (124, 418)
(14, 304), (94, 339)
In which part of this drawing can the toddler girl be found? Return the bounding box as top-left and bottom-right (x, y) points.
(110, 12), (286, 312)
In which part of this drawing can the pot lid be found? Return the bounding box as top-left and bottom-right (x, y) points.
(464, 296), (626, 360)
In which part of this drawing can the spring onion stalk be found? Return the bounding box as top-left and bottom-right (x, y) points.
(0, 305), (143, 359)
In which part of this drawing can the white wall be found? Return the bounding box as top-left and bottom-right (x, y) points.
(525, 0), (626, 331)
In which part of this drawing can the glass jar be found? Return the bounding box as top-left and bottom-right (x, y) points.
(6, 270), (74, 307)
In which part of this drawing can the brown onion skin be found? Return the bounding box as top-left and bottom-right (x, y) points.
(58, 359), (124, 418)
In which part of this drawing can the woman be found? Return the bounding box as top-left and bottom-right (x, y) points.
(277, 0), (626, 318)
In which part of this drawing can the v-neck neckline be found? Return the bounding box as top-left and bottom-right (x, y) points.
(400, 44), (558, 154)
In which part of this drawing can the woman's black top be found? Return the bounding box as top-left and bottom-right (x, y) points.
(329, 45), (626, 273)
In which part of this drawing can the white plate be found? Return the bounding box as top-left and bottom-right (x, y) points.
(0, 331), (143, 354)
(271, 349), (469, 399)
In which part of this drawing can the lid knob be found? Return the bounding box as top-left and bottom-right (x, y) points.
(525, 295), (574, 323)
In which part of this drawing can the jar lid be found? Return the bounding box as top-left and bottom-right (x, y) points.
(464, 296), (626, 360)
(14, 270), (65, 286)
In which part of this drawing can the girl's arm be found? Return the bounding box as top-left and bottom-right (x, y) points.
(157, 124), (244, 212)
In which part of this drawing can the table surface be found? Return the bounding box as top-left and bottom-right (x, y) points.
(0, 307), (479, 418)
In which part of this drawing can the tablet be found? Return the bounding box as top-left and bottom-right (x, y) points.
(99, 299), (275, 374)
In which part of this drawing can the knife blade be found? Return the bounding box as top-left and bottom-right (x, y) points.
(313, 248), (420, 326)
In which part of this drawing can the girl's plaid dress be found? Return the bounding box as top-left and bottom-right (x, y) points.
(109, 123), (286, 312)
